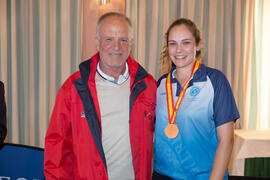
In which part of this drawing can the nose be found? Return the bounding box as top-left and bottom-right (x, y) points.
(176, 43), (182, 52)
(113, 40), (120, 50)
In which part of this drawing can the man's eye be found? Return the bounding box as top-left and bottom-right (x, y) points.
(121, 39), (129, 43)
(105, 38), (112, 42)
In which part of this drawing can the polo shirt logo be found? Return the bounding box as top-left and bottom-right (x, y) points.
(81, 112), (85, 118)
(190, 86), (200, 97)
(160, 92), (166, 96)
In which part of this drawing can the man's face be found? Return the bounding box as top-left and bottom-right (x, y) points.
(97, 16), (132, 72)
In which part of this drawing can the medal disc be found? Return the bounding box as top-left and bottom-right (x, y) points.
(165, 124), (179, 139)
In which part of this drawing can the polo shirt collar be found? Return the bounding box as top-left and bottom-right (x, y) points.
(97, 62), (129, 84)
(170, 64), (207, 84)
(170, 64), (207, 96)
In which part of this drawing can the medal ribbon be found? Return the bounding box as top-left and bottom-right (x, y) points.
(166, 60), (201, 124)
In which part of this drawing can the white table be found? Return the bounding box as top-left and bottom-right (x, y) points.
(229, 130), (270, 176)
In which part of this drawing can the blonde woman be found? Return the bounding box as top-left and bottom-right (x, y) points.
(152, 18), (239, 180)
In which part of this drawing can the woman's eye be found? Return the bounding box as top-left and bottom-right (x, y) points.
(183, 41), (191, 45)
(168, 42), (176, 46)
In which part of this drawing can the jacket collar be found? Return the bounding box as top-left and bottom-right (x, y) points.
(79, 52), (149, 87)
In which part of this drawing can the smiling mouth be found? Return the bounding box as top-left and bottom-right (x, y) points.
(175, 55), (186, 59)
(110, 52), (122, 56)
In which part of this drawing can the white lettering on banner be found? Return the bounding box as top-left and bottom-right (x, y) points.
(0, 177), (10, 180)
(0, 177), (40, 180)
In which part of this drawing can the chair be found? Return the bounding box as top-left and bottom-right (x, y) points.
(0, 143), (44, 179)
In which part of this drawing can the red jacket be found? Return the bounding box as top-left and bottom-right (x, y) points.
(44, 53), (156, 179)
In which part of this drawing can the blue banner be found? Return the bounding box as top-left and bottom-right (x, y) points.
(0, 143), (44, 180)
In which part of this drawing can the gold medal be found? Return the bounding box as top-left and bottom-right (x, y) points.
(165, 124), (179, 139)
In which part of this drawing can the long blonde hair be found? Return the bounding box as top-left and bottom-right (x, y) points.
(160, 18), (203, 76)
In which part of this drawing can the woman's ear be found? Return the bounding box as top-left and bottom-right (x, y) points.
(196, 40), (203, 51)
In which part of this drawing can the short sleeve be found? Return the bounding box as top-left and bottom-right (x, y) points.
(209, 70), (240, 127)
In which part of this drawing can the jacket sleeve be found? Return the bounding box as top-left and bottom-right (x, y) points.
(44, 84), (74, 179)
(0, 82), (7, 143)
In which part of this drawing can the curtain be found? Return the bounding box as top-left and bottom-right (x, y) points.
(244, 0), (270, 178)
(253, 0), (270, 130)
(1, 0), (269, 151)
(0, 0), (81, 147)
(125, 0), (270, 131)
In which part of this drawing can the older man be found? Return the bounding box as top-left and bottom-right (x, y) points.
(44, 12), (156, 179)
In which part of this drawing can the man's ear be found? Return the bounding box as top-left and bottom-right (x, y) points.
(130, 38), (134, 44)
(129, 38), (134, 48)
(96, 37), (100, 51)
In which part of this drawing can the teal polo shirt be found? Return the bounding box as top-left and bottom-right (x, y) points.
(153, 64), (240, 180)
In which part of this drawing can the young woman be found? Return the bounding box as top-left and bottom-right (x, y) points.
(152, 18), (240, 180)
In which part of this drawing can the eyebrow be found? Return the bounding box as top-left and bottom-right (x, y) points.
(169, 38), (192, 41)
(182, 39), (192, 41)
(168, 38), (192, 42)
(101, 36), (129, 39)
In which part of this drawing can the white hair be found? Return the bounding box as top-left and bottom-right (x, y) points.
(96, 12), (133, 40)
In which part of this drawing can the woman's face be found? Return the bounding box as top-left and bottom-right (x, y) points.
(168, 24), (200, 70)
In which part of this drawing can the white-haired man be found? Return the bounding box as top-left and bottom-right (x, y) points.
(44, 12), (156, 179)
